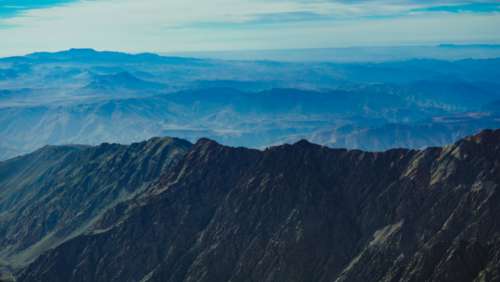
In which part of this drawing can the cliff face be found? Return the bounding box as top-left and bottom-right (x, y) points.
(12, 130), (500, 282)
(0, 137), (191, 268)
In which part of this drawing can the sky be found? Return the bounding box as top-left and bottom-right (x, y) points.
(0, 0), (499, 56)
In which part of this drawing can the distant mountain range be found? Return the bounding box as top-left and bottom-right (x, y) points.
(0, 48), (500, 160)
(1, 130), (499, 281)
(293, 112), (500, 151)
(169, 44), (500, 62)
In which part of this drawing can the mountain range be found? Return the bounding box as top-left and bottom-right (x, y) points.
(0, 129), (499, 281)
(1, 49), (500, 160)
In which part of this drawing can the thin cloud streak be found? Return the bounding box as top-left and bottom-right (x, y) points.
(0, 0), (499, 56)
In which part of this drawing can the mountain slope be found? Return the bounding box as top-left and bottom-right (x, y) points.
(83, 72), (166, 93)
(0, 137), (191, 269)
(6, 82), (496, 161)
(302, 112), (500, 151)
(17, 129), (500, 282)
(2, 49), (500, 160)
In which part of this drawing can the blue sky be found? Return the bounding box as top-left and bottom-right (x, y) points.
(0, 0), (76, 17)
(413, 2), (500, 13)
(0, 0), (499, 56)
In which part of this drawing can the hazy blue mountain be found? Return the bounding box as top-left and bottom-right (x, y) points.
(169, 44), (500, 62)
(0, 48), (203, 65)
(295, 113), (500, 151)
(0, 49), (499, 160)
(484, 100), (500, 112)
(81, 71), (166, 96)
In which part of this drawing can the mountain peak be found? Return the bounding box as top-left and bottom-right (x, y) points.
(66, 48), (98, 54)
(292, 139), (315, 148)
(467, 128), (500, 144)
(27, 48), (101, 59)
(194, 137), (221, 149)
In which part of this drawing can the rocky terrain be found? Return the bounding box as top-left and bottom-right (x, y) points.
(0, 137), (191, 271)
(1, 129), (498, 281)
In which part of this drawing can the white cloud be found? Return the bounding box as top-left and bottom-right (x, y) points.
(0, 0), (499, 56)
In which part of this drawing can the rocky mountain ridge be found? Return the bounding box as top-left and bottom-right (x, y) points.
(5, 129), (499, 281)
(0, 137), (191, 271)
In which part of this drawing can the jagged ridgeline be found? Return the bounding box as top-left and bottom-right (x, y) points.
(0, 137), (192, 280)
(1, 130), (500, 282)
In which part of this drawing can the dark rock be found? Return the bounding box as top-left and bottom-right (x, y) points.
(0, 137), (192, 269)
(9, 130), (500, 282)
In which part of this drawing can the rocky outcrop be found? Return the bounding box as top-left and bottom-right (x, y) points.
(0, 137), (191, 269)
(15, 129), (500, 282)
